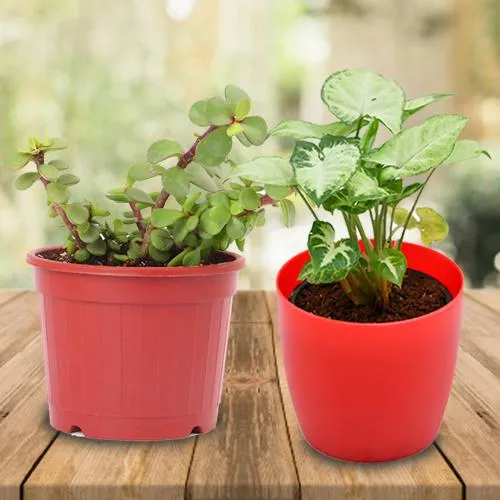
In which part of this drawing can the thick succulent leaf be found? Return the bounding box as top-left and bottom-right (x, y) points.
(291, 136), (360, 205)
(234, 99), (251, 121)
(321, 68), (405, 133)
(196, 127), (232, 166)
(151, 229), (174, 251)
(416, 207), (449, 244)
(58, 173), (80, 186)
(189, 100), (210, 127)
(183, 248), (201, 266)
(403, 93), (453, 119)
(367, 115), (468, 177)
(39, 164), (61, 182)
(307, 220), (359, 279)
(15, 172), (39, 190)
(226, 217), (246, 240)
(87, 238), (107, 256)
(392, 207), (418, 228)
(225, 84), (250, 105)
(346, 170), (387, 202)
(129, 163), (165, 181)
(235, 157), (294, 186)
(239, 188), (260, 210)
(370, 249), (407, 286)
(280, 198), (295, 227)
(241, 116), (268, 146)
(66, 203), (89, 225)
(185, 163), (219, 192)
(444, 139), (491, 165)
(8, 152), (32, 170)
(151, 208), (184, 228)
(78, 223), (100, 243)
(227, 122), (244, 137)
(147, 139), (183, 164)
(46, 183), (70, 204)
(265, 184), (292, 201)
(162, 166), (191, 200)
(269, 120), (357, 140)
(125, 187), (155, 206)
(48, 159), (68, 171)
(205, 97), (233, 126)
(199, 205), (231, 236)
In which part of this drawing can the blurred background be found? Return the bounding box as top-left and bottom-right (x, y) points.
(0, 0), (499, 289)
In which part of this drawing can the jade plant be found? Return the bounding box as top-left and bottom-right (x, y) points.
(10, 86), (293, 266)
(236, 68), (490, 306)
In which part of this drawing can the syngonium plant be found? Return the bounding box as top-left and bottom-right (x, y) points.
(236, 68), (490, 307)
(9, 85), (295, 267)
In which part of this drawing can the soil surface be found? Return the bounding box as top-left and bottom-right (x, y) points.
(37, 249), (235, 267)
(291, 269), (452, 323)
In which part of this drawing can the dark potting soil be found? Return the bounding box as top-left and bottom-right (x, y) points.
(37, 248), (235, 267)
(290, 269), (452, 323)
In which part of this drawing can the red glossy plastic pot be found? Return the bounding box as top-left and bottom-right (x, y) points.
(276, 242), (463, 462)
(27, 247), (245, 441)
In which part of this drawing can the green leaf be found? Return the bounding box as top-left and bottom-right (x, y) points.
(58, 173), (80, 186)
(15, 172), (39, 190)
(129, 163), (165, 181)
(199, 205), (231, 235)
(39, 163), (61, 181)
(147, 139), (183, 163)
(151, 229), (174, 251)
(392, 207), (417, 228)
(185, 214), (199, 232)
(8, 152), (32, 170)
(183, 248), (201, 266)
(74, 248), (91, 262)
(78, 223), (100, 243)
(416, 207), (449, 244)
(208, 192), (230, 208)
(196, 127), (232, 166)
(360, 118), (379, 152)
(307, 220), (360, 279)
(87, 238), (107, 256)
(106, 188), (129, 203)
(205, 97), (233, 126)
(235, 157), (294, 186)
(280, 199), (295, 227)
(230, 200), (245, 215)
(66, 203), (89, 225)
(148, 245), (171, 263)
(183, 192), (202, 212)
(269, 120), (357, 140)
(189, 100), (210, 127)
(90, 204), (110, 217)
(370, 249), (407, 286)
(236, 133), (252, 148)
(298, 260), (342, 284)
(236, 239), (245, 252)
(235, 99), (251, 121)
(265, 184), (292, 201)
(444, 139), (491, 165)
(46, 183), (70, 204)
(172, 219), (190, 244)
(291, 136), (361, 205)
(403, 93), (453, 119)
(226, 217), (246, 239)
(241, 116), (268, 145)
(346, 170), (387, 202)
(162, 166), (191, 200)
(239, 188), (261, 210)
(367, 115), (468, 177)
(321, 68), (405, 133)
(185, 163), (219, 192)
(225, 84), (250, 105)
(125, 187), (155, 206)
(48, 159), (68, 170)
(151, 208), (184, 228)
(41, 138), (68, 151)
(227, 122), (244, 137)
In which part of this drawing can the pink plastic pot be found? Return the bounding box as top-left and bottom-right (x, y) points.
(277, 242), (463, 462)
(27, 247), (245, 441)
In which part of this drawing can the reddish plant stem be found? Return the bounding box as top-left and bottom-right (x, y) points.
(139, 125), (217, 256)
(34, 153), (84, 248)
(129, 201), (145, 237)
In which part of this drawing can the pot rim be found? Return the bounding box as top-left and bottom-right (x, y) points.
(26, 246), (245, 277)
(276, 242), (464, 328)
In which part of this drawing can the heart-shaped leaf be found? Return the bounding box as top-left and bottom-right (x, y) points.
(235, 157), (294, 186)
(321, 68), (405, 133)
(370, 248), (407, 286)
(366, 115), (468, 177)
(392, 207), (417, 229)
(346, 170), (387, 202)
(291, 135), (360, 205)
(416, 207), (449, 244)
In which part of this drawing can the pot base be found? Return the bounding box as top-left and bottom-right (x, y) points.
(49, 404), (218, 441)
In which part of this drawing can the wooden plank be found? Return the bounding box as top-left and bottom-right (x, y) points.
(0, 290), (24, 308)
(24, 437), (195, 500)
(187, 318), (299, 498)
(231, 291), (270, 324)
(265, 292), (462, 500)
(0, 292), (40, 369)
(466, 290), (500, 314)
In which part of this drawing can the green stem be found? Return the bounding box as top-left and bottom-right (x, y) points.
(397, 169), (436, 250)
(296, 186), (319, 221)
(353, 215), (375, 258)
(388, 204), (396, 246)
(354, 115), (364, 139)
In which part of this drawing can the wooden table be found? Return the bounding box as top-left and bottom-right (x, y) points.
(0, 289), (500, 499)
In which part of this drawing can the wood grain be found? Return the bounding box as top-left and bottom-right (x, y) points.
(231, 291), (270, 324)
(187, 319), (298, 499)
(265, 292), (462, 500)
(0, 290), (24, 308)
(465, 289), (500, 314)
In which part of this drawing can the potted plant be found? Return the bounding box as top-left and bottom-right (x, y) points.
(236, 68), (490, 462)
(10, 85), (288, 440)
